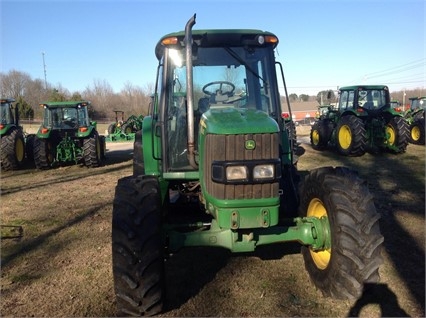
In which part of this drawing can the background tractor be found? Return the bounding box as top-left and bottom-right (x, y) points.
(406, 96), (425, 145)
(111, 15), (384, 316)
(310, 85), (409, 156)
(0, 98), (29, 170)
(106, 110), (143, 141)
(33, 101), (105, 169)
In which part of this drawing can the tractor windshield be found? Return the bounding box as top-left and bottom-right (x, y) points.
(357, 89), (388, 110)
(410, 98), (426, 111)
(163, 45), (279, 170)
(0, 102), (13, 125)
(167, 46), (277, 115)
(43, 107), (89, 129)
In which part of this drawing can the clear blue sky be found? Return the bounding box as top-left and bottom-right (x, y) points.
(1, 0), (425, 96)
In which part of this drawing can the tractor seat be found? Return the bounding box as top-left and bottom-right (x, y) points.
(362, 101), (374, 109)
(198, 97), (210, 113)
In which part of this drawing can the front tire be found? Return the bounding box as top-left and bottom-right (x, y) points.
(298, 167), (383, 299)
(112, 176), (164, 316)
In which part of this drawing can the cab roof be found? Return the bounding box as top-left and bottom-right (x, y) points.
(1, 98), (16, 103)
(155, 29), (278, 60)
(339, 85), (389, 91)
(40, 101), (90, 108)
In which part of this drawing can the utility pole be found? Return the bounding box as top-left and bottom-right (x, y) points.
(402, 90), (406, 111)
(42, 52), (47, 89)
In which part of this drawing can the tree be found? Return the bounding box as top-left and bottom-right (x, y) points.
(289, 93), (298, 102)
(316, 90), (336, 105)
(0, 69), (31, 98)
(299, 94), (310, 102)
(83, 79), (118, 118)
(16, 96), (34, 120)
(49, 88), (68, 102)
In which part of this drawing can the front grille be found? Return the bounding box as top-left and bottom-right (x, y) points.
(204, 133), (280, 200)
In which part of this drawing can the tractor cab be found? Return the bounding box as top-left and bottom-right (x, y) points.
(38, 101), (91, 135)
(152, 27), (287, 175)
(409, 96), (426, 112)
(337, 85), (390, 114)
(0, 98), (18, 128)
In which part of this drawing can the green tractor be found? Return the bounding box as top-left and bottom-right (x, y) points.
(112, 15), (384, 316)
(406, 96), (425, 145)
(106, 110), (144, 141)
(107, 110), (126, 136)
(310, 85), (409, 156)
(33, 101), (105, 169)
(0, 98), (27, 170)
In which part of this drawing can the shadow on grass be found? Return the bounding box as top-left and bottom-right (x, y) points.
(162, 241), (302, 314)
(0, 202), (110, 269)
(1, 161), (132, 196)
(348, 283), (409, 317)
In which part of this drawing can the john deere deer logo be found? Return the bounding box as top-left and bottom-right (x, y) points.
(245, 140), (256, 150)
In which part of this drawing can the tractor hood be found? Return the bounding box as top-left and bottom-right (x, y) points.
(200, 107), (279, 135)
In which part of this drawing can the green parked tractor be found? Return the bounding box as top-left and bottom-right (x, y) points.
(112, 15), (384, 316)
(310, 85), (409, 156)
(33, 101), (105, 169)
(406, 96), (425, 145)
(106, 110), (144, 141)
(0, 98), (27, 170)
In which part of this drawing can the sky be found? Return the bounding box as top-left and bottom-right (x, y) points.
(1, 0), (425, 96)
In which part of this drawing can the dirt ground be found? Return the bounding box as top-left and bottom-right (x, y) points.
(1, 130), (425, 317)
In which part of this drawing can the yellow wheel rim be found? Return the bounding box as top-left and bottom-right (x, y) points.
(307, 198), (331, 270)
(16, 138), (25, 162)
(386, 125), (396, 145)
(411, 126), (420, 141)
(338, 125), (352, 150)
(312, 130), (320, 145)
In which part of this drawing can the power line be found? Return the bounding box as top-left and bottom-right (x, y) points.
(364, 58), (426, 77)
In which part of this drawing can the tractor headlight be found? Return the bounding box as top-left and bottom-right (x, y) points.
(253, 164), (274, 180)
(212, 159), (281, 184)
(226, 166), (248, 181)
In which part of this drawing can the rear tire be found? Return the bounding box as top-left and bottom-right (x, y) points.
(409, 118), (425, 145)
(336, 116), (366, 156)
(384, 116), (409, 153)
(25, 134), (35, 162)
(0, 128), (25, 171)
(310, 121), (330, 150)
(33, 137), (54, 169)
(112, 176), (164, 316)
(298, 167), (383, 299)
(83, 133), (103, 167)
(122, 123), (133, 135)
(108, 123), (117, 135)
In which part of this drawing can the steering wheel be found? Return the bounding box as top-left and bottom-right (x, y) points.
(202, 81), (235, 97)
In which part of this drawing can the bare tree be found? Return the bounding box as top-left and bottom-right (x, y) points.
(83, 79), (118, 119)
(119, 81), (152, 117)
(0, 69), (31, 98)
